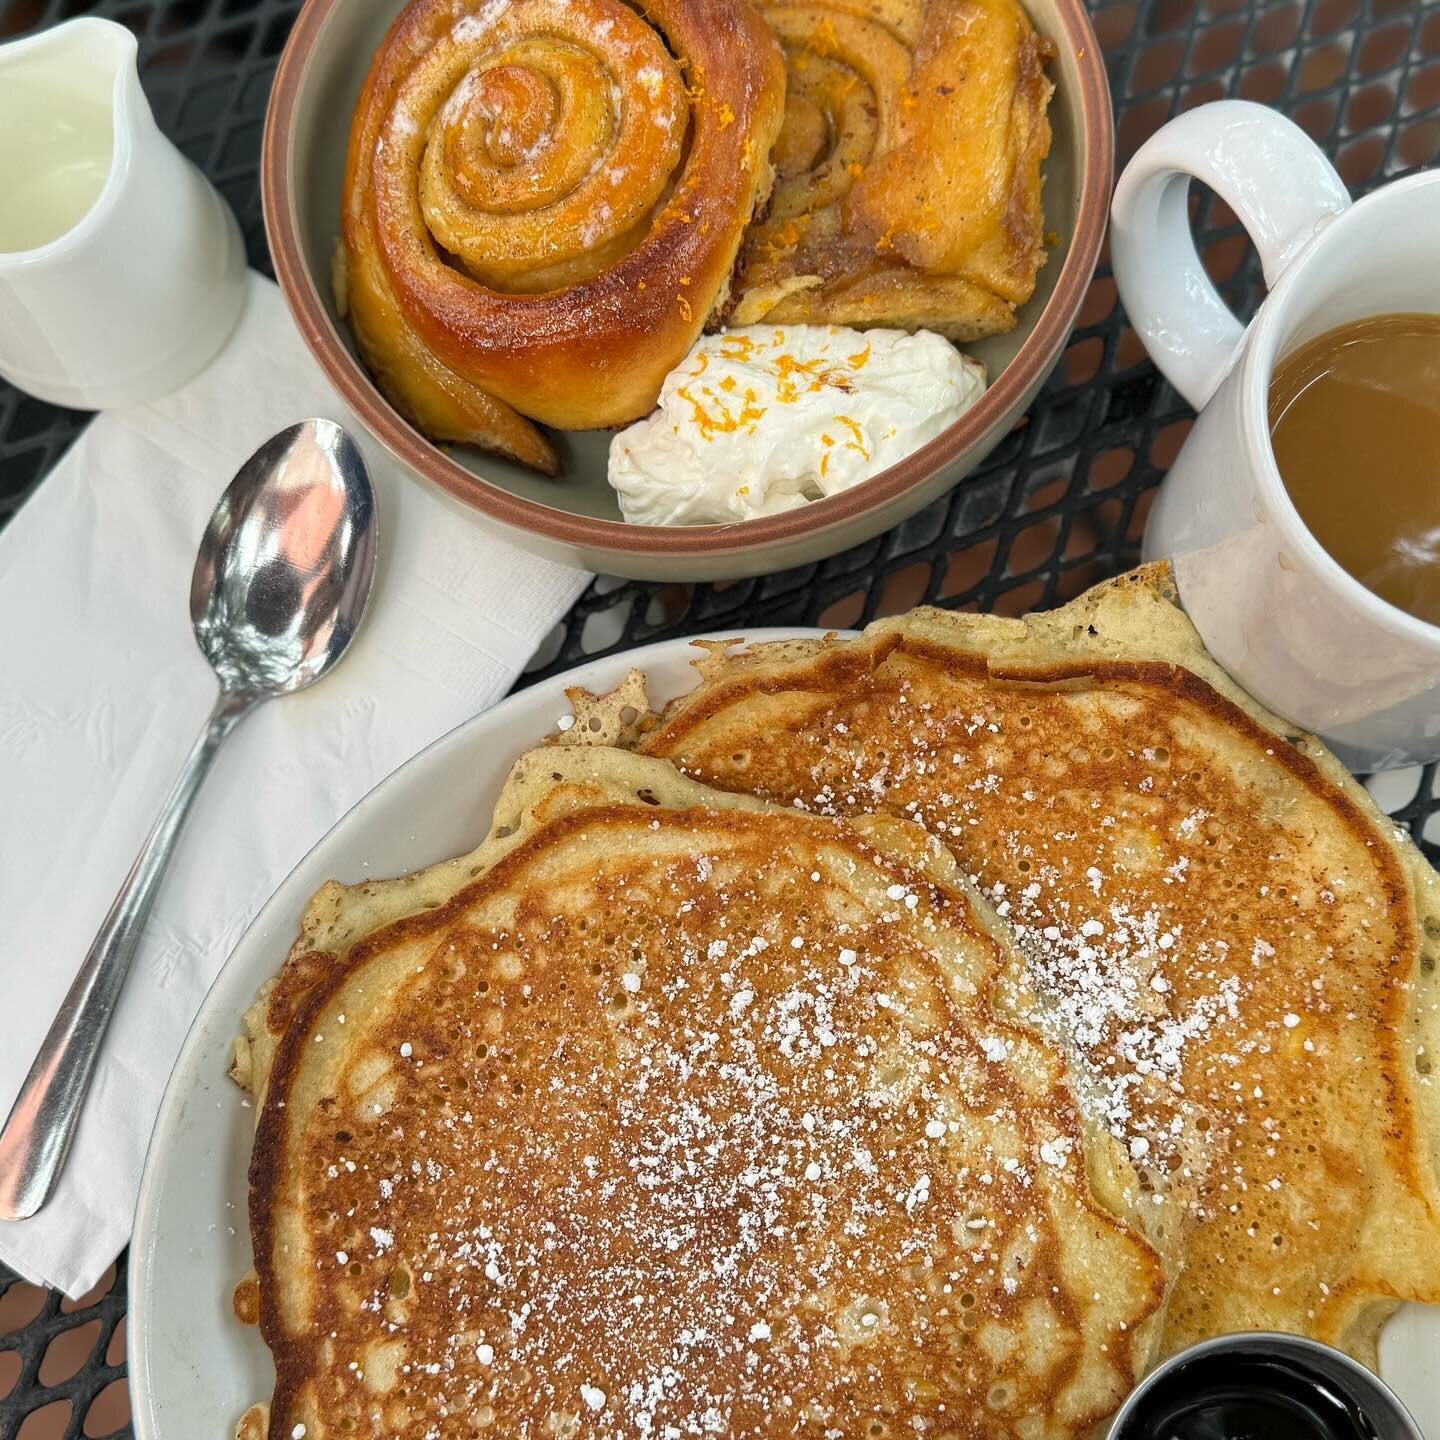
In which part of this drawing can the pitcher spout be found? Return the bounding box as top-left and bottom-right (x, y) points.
(0, 13), (139, 74)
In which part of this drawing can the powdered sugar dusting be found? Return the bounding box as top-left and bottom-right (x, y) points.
(287, 805), (1156, 1434)
(648, 639), (1424, 1341)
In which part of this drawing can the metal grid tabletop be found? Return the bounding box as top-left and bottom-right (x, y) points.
(1, 0), (1437, 1434)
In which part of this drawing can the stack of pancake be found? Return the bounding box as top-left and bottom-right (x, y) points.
(233, 565), (1440, 1440)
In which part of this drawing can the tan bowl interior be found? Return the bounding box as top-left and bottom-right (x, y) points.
(265, 0), (1110, 564)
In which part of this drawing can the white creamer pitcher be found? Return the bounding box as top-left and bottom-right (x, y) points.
(0, 18), (245, 408)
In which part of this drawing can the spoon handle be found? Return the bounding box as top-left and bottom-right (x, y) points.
(0, 688), (259, 1222)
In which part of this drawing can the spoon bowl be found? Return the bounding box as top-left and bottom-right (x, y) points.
(0, 418), (375, 1221)
(191, 419), (375, 696)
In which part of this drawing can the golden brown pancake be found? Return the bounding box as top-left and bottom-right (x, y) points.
(241, 748), (1167, 1439)
(629, 567), (1440, 1365)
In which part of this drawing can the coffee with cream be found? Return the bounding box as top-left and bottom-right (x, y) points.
(1268, 312), (1440, 627)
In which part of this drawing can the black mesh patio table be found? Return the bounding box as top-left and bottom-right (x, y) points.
(1, 0), (1438, 1435)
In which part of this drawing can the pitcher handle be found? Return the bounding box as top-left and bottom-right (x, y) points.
(1110, 100), (1351, 410)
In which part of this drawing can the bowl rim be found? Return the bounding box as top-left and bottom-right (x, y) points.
(261, 0), (1114, 558)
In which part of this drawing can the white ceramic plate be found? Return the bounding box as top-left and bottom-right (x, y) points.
(128, 631), (1440, 1439)
(127, 632), (819, 1439)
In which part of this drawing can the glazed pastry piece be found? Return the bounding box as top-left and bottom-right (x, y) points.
(341, 0), (786, 472)
(734, 0), (1056, 340)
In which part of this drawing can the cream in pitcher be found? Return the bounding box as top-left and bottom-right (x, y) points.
(0, 55), (113, 254)
(0, 18), (246, 409)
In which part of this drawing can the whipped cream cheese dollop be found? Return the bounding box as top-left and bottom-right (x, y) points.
(607, 326), (987, 526)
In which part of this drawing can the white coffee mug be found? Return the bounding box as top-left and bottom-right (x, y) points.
(1111, 99), (1440, 772)
(0, 18), (246, 409)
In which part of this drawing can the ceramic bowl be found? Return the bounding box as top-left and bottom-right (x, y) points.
(261, 0), (1113, 581)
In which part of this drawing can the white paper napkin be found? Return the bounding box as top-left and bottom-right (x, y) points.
(0, 273), (591, 1296)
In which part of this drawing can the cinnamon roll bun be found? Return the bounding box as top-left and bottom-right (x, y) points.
(341, 0), (786, 474)
(733, 0), (1055, 342)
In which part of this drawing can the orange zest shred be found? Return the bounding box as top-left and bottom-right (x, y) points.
(848, 343), (871, 370)
(835, 414), (870, 460)
(774, 354), (823, 403)
(678, 295), (693, 322)
(717, 102), (735, 128)
(769, 351), (855, 403)
(720, 334), (757, 362)
(809, 17), (838, 54)
(675, 383), (767, 442)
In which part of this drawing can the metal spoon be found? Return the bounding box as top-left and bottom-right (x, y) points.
(0, 419), (376, 1222)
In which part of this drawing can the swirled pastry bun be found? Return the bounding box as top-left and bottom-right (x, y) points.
(341, 0), (786, 473)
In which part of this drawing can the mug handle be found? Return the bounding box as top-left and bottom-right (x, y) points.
(1110, 100), (1352, 410)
